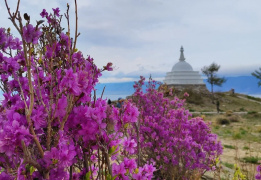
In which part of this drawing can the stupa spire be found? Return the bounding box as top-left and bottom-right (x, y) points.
(179, 46), (185, 61)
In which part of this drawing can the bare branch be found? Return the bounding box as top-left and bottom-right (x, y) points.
(73, 0), (78, 52)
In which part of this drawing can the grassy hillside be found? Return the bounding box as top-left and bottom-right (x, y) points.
(181, 92), (261, 179)
(179, 91), (261, 113)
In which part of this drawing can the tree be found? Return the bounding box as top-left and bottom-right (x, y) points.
(252, 67), (261, 87)
(201, 63), (226, 102)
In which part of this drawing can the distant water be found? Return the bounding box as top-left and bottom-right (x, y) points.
(96, 94), (131, 101)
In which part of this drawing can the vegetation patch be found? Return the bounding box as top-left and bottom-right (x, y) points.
(243, 146), (249, 150)
(246, 95), (261, 102)
(228, 115), (240, 122)
(248, 111), (257, 115)
(223, 144), (235, 149)
(182, 89), (203, 105)
(241, 156), (260, 164)
(222, 162), (234, 169)
(232, 132), (242, 139)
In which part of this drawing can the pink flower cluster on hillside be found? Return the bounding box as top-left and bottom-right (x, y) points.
(128, 77), (223, 179)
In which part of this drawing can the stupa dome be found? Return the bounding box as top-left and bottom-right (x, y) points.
(172, 61), (193, 71)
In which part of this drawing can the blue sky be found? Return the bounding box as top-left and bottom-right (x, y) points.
(1, 0), (261, 82)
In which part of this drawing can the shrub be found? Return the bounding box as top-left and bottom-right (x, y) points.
(225, 110), (233, 116)
(228, 115), (240, 122)
(216, 117), (230, 125)
(0, 2), (155, 179)
(130, 77), (223, 179)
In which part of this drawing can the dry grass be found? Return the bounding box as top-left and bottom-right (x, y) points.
(202, 112), (261, 179)
(182, 92), (261, 113)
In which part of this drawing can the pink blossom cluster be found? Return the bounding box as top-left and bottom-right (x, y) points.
(128, 77), (223, 179)
(0, 6), (154, 179)
(0, 2), (223, 179)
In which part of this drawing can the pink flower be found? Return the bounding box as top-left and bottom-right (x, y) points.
(123, 137), (137, 154)
(40, 9), (48, 18)
(184, 92), (189, 97)
(60, 68), (81, 95)
(22, 24), (42, 44)
(123, 158), (137, 172)
(104, 62), (113, 71)
(52, 7), (60, 16)
(112, 162), (126, 176)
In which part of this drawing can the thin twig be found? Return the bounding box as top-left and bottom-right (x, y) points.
(101, 86), (106, 99)
(73, 0), (78, 52)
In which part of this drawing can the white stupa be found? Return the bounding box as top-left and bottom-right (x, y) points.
(164, 46), (206, 91)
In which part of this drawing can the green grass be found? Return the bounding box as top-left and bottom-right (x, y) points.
(183, 91), (261, 113)
(246, 95), (261, 102)
(248, 111), (258, 115)
(223, 162), (234, 169)
(223, 144), (235, 149)
(240, 129), (248, 135)
(239, 107), (245, 111)
(243, 146), (249, 150)
(241, 156), (260, 164)
(232, 132), (242, 140)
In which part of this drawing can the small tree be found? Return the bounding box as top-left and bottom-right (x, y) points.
(201, 63), (226, 102)
(252, 67), (261, 87)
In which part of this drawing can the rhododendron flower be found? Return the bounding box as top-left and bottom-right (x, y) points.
(32, 107), (46, 129)
(60, 68), (81, 95)
(112, 162), (126, 176)
(123, 158), (137, 172)
(104, 62), (113, 71)
(22, 24), (42, 44)
(256, 165), (261, 180)
(40, 9), (48, 18)
(52, 7), (60, 16)
(0, 28), (7, 48)
(184, 92), (189, 97)
(123, 137), (137, 154)
(9, 37), (22, 50)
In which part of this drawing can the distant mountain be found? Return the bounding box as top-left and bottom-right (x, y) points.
(95, 76), (261, 100)
(207, 76), (260, 94)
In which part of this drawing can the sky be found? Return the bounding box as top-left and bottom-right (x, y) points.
(0, 0), (261, 83)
